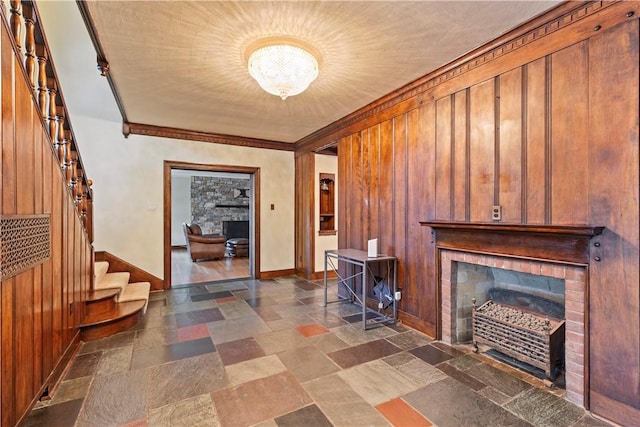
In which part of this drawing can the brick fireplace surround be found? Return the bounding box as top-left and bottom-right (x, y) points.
(440, 250), (586, 406)
(423, 221), (604, 409)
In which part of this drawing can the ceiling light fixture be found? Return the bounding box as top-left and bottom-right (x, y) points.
(247, 38), (319, 100)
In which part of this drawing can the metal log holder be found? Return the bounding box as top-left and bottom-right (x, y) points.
(472, 298), (565, 380)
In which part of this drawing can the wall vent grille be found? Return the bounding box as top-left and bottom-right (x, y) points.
(1, 214), (51, 280)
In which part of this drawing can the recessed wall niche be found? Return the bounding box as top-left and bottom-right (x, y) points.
(319, 173), (336, 235)
(191, 176), (250, 235)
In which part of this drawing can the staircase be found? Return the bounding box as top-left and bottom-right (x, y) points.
(80, 261), (151, 341)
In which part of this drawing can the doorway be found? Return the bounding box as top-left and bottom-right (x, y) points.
(163, 161), (261, 289)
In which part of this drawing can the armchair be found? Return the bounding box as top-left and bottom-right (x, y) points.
(183, 223), (226, 262)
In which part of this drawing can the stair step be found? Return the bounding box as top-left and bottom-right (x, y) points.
(85, 288), (120, 317)
(86, 288), (120, 303)
(95, 272), (130, 293)
(94, 261), (109, 286)
(117, 282), (150, 313)
(80, 300), (146, 341)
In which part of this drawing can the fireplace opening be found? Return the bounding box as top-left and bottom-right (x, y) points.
(453, 262), (566, 383)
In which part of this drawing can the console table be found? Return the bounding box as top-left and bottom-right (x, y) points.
(323, 249), (398, 330)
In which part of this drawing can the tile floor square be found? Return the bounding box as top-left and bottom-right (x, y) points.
(275, 403), (332, 427)
(174, 307), (224, 328)
(296, 323), (330, 337)
(211, 371), (312, 426)
(216, 337), (266, 366)
(177, 323), (211, 342)
(375, 398), (433, 426)
(409, 343), (455, 365)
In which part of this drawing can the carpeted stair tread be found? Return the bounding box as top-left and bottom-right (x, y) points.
(94, 261), (109, 286)
(83, 262), (150, 341)
(95, 272), (130, 293)
(118, 282), (150, 313)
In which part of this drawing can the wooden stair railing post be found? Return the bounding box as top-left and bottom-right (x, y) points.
(36, 44), (48, 118)
(47, 77), (57, 140)
(22, 3), (36, 88)
(77, 171), (87, 223)
(60, 130), (73, 173)
(70, 151), (78, 199)
(9, 0), (22, 51)
(64, 139), (72, 187)
(57, 110), (66, 165)
(58, 116), (68, 172)
(86, 179), (94, 242)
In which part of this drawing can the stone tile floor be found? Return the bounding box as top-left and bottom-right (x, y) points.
(25, 276), (612, 426)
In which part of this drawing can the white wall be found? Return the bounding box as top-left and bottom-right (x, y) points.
(171, 175), (191, 246)
(68, 115), (295, 278)
(314, 154), (338, 273)
(37, 2), (296, 279)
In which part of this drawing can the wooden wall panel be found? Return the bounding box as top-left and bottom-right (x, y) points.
(524, 58), (547, 224)
(453, 90), (468, 222)
(434, 96), (452, 219)
(587, 19), (640, 426)
(14, 52), (37, 420)
(392, 115), (407, 296)
(350, 132), (363, 251)
(498, 68), (523, 222)
(368, 125), (380, 247)
(32, 119), (44, 392)
(414, 103), (437, 333)
(378, 120), (394, 256)
(337, 136), (350, 251)
(41, 151), (53, 379)
(294, 152), (314, 277)
(405, 109), (424, 318)
(468, 78), (496, 222)
(51, 159), (63, 366)
(550, 42), (589, 224)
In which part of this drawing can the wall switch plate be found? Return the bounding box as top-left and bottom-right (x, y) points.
(492, 205), (502, 221)
(395, 291), (402, 301)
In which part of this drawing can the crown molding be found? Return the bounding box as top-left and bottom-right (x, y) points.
(123, 122), (294, 152)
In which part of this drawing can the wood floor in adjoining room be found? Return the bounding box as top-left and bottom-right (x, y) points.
(171, 247), (250, 286)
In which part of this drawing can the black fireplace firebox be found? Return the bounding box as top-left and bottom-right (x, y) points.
(223, 220), (249, 240)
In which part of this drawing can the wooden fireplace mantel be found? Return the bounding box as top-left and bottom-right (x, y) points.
(420, 221), (605, 265)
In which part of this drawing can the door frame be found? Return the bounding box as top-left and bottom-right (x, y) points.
(163, 160), (261, 289)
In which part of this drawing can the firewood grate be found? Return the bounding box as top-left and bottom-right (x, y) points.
(472, 300), (565, 380)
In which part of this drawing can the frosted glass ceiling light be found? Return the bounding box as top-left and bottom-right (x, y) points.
(247, 39), (319, 100)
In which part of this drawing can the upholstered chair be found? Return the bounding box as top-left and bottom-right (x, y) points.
(182, 223), (226, 262)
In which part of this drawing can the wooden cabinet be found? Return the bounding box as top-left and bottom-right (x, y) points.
(319, 173), (336, 235)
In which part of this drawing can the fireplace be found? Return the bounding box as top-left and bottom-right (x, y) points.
(422, 221), (603, 408)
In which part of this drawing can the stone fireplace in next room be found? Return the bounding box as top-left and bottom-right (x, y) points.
(422, 222), (603, 408)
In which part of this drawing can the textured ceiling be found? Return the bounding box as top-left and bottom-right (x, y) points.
(83, 1), (561, 144)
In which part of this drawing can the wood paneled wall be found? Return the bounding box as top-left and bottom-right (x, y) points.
(1, 15), (91, 427)
(299, 2), (640, 424)
(295, 152), (315, 278)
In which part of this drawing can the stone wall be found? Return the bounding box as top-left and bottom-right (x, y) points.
(191, 177), (250, 235)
